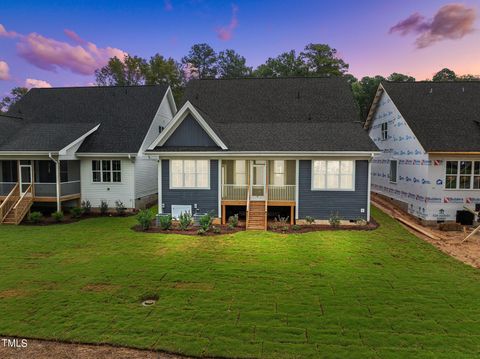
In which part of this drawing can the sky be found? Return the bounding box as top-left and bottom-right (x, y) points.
(0, 0), (479, 94)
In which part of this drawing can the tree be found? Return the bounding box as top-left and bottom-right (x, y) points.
(144, 54), (185, 100)
(181, 43), (218, 79)
(351, 76), (385, 121)
(95, 55), (147, 86)
(387, 73), (415, 82)
(300, 43), (349, 76)
(458, 74), (480, 81)
(432, 68), (457, 81)
(217, 49), (252, 78)
(254, 50), (307, 77)
(0, 87), (28, 113)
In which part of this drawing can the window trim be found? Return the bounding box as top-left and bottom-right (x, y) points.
(311, 160), (356, 192)
(444, 160), (480, 191)
(169, 159), (210, 190)
(381, 122), (388, 141)
(91, 160), (122, 184)
(389, 159), (398, 184)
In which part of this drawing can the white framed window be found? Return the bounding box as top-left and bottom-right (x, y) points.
(273, 160), (285, 186)
(92, 160), (121, 183)
(235, 160), (247, 185)
(445, 160), (480, 190)
(389, 160), (398, 183)
(312, 160), (354, 190)
(170, 159), (209, 189)
(381, 122), (388, 140)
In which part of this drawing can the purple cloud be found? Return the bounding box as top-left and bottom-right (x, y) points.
(389, 3), (476, 48)
(216, 5), (238, 41)
(0, 60), (10, 80)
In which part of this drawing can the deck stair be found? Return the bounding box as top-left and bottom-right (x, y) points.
(247, 201), (267, 230)
(0, 184), (33, 225)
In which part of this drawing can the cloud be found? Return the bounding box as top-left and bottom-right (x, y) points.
(0, 23), (127, 75)
(0, 60), (10, 80)
(216, 4), (238, 41)
(389, 3), (476, 48)
(164, 0), (173, 11)
(25, 78), (52, 88)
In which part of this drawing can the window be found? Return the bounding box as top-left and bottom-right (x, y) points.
(235, 160), (246, 185)
(381, 122), (388, 140)
(389, 160), (398, 183)
(312, 160), (354, 190)
(171, 160), (209, 189)
(273, 160), (285, 186)
(445, 160), (480, 189)
(92, 160), (121, 183)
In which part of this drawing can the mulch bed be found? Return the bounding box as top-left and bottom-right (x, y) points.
(132, 223), (246, 236)
(268, 218), (379, 233)
(21, 212), (136, 226)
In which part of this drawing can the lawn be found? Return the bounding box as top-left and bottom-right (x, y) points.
(0, 207), (479, 358)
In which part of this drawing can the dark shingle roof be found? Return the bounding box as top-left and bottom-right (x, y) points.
(169, 77), (377, 152)
(382, 81), (480, 152)
(3, 85), (169, 153)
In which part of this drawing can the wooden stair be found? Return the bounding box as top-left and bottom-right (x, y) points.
(0, 184), (33, 225)
(247, 201), (267, 230)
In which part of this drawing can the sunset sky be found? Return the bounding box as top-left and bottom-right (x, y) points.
(0, 0), (479, 94)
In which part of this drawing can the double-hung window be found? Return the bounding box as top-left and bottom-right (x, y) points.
(92, 160), (121, 183)
(389, 160), (398, 183)
(171, 160), (209, 189)
(312, 160), (354, 190)
(381, 123), (388, 140)
(235, 160), (247, 185)
(446, 160), (480, 189)
(273, 160), (285, 186)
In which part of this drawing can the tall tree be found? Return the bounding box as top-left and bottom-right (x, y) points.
(300, 43), (349, 76)
(95, 55), (147, 86)
(432, 68), (457, 81)
(254, 50), (307, 77)
(217, 49), (252, 78)
(0, 87), (28, 113)
(144, 54), (185, 100)
(181, 43), (218, 79)
(351, 75), (385, 121)
(387, 73), (415, 82)
(457, 74), (480, 81)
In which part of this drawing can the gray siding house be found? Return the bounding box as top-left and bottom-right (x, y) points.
(148, 77), (378, 230)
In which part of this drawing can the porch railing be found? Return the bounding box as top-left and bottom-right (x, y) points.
(222, 184), (248, 201)
(0, 182), (16, 197)
(268, 185), (296, 201)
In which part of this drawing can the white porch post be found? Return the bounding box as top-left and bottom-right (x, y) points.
(218, 159), (222, 219)
(158, 159), (162, 214)
(55, 159), (61, 212)
(295, 159), (299, 220)
(367, 156), (372, 222)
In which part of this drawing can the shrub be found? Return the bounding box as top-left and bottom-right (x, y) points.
(81, 200), (91, 215)
(159, 214), (172, 230)
(100, 200), (108, 215)
(115, 200), (127, 216)
(137, 209), (155, 231)
(199, 212), (214, 232)
(228, 214), (239, 229)
(305, 216), (315, 225)
(292, 224), (301, 231)
(213, 226), (221, 234)
(28, 211), (43, 224)
(329, 211), (341, 228)
(51, 211), (64, 222)
(197, 228), (206, 236)
(70, 207), (83, 219)
(178, 212), (192, 230)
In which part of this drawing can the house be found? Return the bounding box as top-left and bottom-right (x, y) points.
(0, 85), (176, 224)
(365, 81), (480, 225)
(147, 77), (378, 230)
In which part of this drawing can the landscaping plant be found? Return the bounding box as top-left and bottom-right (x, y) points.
(305, 216), (315, 225)
(199, 212), (213, 231)
(159, 214), (173, 230)
(27, 211), (43, 224)
(137, 209), (155, 231)
(228, 214), (239, 229)
(178, 212), (192, 230)
(70, 207), (83, 219)
(51, 211), (64, 222)
(329, 211), (341, 228)
(81, 200), (91, 215)
(100, 200), (108, 215)
(115, 200), (127, 216)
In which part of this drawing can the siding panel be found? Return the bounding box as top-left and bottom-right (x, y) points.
(134, 158), (158, 198)
(161, 159), (218, 216)
(298, 160), (368, 220)
(164, 114), (218, 147)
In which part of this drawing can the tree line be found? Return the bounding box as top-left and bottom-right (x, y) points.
(1, 43), (479, 118)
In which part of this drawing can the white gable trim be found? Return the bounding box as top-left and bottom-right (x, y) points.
(58, 124), (101, 155)
(364, 83), (385, 130)
(147, 101), (228, 150)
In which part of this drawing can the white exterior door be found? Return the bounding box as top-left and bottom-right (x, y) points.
(19, 164), (32, 195)
(250, 161), (266, 200)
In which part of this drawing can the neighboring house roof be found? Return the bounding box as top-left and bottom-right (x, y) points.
(2, 85), (170, 153)
(150, 77), (377, 152)
(368, 81), (480, 153)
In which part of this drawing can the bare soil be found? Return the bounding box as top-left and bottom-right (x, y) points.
(372, 193), (480, 269)
(268, 219), (379, 233)
(0, 338), (188, 359)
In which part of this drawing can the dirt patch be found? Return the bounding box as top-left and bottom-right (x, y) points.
(268, 219), (379, 233)
(132, 223), (245, 236)
(173, 282), (214, 291)
(0, 337), (189, 359)
(0, 289), (30, 299)
(372, 193), (480, 269)
(82, 284), (120, 293)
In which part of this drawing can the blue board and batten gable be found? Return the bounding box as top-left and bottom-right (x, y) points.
(163, 114), (220, 148)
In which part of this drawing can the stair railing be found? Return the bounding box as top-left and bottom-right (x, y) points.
(0, 183), (19, 222)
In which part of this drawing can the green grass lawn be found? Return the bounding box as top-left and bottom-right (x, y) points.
(0, 207), (480, 358)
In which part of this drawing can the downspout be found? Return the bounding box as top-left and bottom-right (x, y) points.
(367, 152), (374, 222)
(49, 152), (61, 212)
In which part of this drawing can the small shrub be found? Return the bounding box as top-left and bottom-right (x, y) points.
(197, 228), (206, 236)
(159, 214), (172, 230)
(329, 211), (341, 228)
(70, 207), (83, 219)
(137, 209), (155, 231)
(115, 200), (127, 216)
(276, 215), (289, 226)
(199, 212), (214, 231)
(28, 211), (43, 224)
(292, 224), (301, 231)
(100, 200), (108, 215)
(305, 216), (315, 225)
(178, 212), (192, 230)
(228, 214), (239, 229)
(81, 200), (91, 215)
(51, 211), (64, 222)
(212, 226), (221, 234)
(281, 225), (289, 232)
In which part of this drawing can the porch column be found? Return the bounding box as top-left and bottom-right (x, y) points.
(55, 159), (61, 212)
(158, 159), (162, 214)
(218, 159), (222, 221)
(295, 159), (299, 220)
